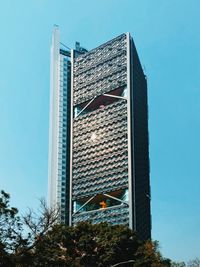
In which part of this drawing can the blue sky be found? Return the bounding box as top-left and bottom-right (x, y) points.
(0, 0), (200, 262)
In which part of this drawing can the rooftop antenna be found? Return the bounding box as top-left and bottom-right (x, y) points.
(75, 42), (80, 51)
(60, 42), (71, 50)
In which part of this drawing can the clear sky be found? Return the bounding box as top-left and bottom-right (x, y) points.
(0, 0), (199, 262)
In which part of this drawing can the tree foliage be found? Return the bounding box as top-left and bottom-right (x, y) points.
(1, 190), (196, 267)
(0, 190), (23, 266)
(171, 261), (186, 267)
(0, 191), (59, 266)
(32, 222), (141, 267)
(187, 258), (200, 267)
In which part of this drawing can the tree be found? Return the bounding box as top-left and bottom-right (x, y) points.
(187, 258), (200, 267)
(31, 222), (140, 267)
(1, 190), (183, 267)
(0, 190), (23, 267)
(171, 261), (186, 267)
(32, 221), (175, 267)
(133, 239), (165, 267)
(0, 191), (59, 267)
(16, 199), (60, 266)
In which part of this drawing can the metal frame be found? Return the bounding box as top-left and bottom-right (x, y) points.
(72, 203), (128, 219)
(103, 93), (127, 100)
(73, 195), (96, 215)
(126, 32), (134, 230)
(130, 37), (137, 231)
(103, 193), (128, 206)
(72, 191), (129, 218)
(75, 97), (96, 118)
(75, 93), (127, 119)
(69, 49), (74, 226)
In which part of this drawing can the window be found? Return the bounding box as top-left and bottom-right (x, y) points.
(74, 86), (126, 118)
(72, 189), (128, 213)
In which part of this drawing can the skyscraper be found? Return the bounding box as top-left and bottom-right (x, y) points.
(48, 27), (151, 240)
(48, 26), (71, 224)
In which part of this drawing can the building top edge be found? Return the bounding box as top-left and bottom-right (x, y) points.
(60, 49), (70, 57)
(75, 33), (128, 60)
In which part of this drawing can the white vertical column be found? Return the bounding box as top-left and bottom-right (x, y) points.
(126, 32), (136, 230)
(48, 26), (60, 208)
(69, 49), (74, 226)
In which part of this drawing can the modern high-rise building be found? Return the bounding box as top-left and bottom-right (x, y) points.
(48, 26), (151, 240)
(48, 26), (71, 224)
